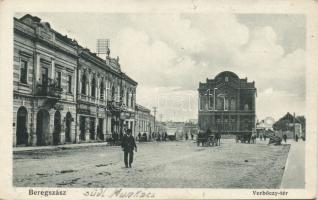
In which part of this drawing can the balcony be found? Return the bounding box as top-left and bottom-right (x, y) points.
(107, 100), (124, 113)
(36, 78), (62, 98)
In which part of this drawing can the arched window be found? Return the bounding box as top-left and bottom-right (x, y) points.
(100, 80), (104, 100)
(217, 97), (223, 110)
(91, 77), (96, 97)
(230, 98), (236, 110)
(81, 73), (87, 95)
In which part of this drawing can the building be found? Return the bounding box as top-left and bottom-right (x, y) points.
(198, 71), (256, 136)
(183, 120), (199, 139)
(13, 14), (137, 146)
(13, 14), (78, 146)
(135, 104), (151, 139)
(272, 112), (305, 139)
(165, 121), (185, 140)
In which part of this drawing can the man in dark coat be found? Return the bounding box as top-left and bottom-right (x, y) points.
(121, 129), (137, 168)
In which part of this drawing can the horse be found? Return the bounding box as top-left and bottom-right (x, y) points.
(250, 134), (256, 144)
(215, 132), (221, 146)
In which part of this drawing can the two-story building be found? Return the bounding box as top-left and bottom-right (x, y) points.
(13, 14), (137, 146)
(13, 14), (78, 146)
(198, 71), (256, 136)
(135, 104), (151, 138)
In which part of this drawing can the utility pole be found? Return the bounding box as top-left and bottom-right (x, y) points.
(293, 112), (296, 140)
(153, 107), (157, 133)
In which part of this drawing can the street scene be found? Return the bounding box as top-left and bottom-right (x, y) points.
(14, 139), (294, 188)
(12, 12), (306, 189)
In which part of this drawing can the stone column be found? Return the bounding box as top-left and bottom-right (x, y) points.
(103, 117), (107, 141)
(252, 93), (255, 111)
(75, 115), (80, 143)
(85, 117), (90, 141)
(60, 115), (66, 144)
(237, 115), (240, 132)
(78, 70), (82, 94)
(73, 68), (77, 100)
(30, 102), (37, 146)
(87, 74), (90, 98)
(237, 90), (240, 111)
(51, 58), (55, 79)
(94, 116), (98, 140)
(35, 53), (41, 83)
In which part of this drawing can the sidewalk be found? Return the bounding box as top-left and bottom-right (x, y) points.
(13, 140), (161, 152)
(280, 140), (305, 188)
(13, 142), (109, 152)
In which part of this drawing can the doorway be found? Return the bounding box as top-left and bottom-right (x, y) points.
(16, 107), (28, 145)
(36, 109), (50, 146)
(53, 111), (61, 145)
(65, 112), (72, 143)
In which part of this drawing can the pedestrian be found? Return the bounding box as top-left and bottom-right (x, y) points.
(185, 133), (188, 140)
(121, 129), (137, 168)
(295, 134), (299, 142)
(260, 134), (263, 141)
(138, 132), (141, 142)
(264, 134), (267, 141)
(283, 134), (287, 143)
(191, 133), (193, 140)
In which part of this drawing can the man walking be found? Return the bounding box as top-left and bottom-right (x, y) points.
(283, 134), (287, 143)
(121, 129), (137, 168)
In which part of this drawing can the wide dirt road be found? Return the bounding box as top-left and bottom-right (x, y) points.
(13, 139), (289, 188)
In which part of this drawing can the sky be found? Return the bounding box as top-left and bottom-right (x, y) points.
(15, 13), (306, 122)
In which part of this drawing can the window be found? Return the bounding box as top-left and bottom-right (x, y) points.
(224, 98), (229, 110)
(20, 60), (28, 84)
(216, 97), (223, 110)
(244, 104), (249, 111)
(230, 98), (236, 110)
(126, 91), (129, 106)
(81, 74), (87, 95)
(105, 80), (110, 100)
(41, 67), (48, 86)
(67, 75), (72, 93)
(225, 76), (229, 82)
(111, 85), (115, 100)
(131, 92), (134, 107)
(100, 81), (104, 100)
(56, 71), (62, 88)
(199, 95), (204, 110)
(91, 77), (96, 97)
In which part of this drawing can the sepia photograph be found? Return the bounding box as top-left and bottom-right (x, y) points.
(0, 0), (317, 199)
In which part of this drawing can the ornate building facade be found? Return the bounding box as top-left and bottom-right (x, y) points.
(13, 14), (137, 146)
(198, 71), (256, 135)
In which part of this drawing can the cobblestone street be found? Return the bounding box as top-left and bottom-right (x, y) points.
(13, 139), (290, 188)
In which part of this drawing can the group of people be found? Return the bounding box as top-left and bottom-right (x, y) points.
(137, 132), (168, 142)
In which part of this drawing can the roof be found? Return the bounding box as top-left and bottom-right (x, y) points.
(215, 71), (239, 80)
(135, 104), (151, 113)
(15, 14), (138, 85)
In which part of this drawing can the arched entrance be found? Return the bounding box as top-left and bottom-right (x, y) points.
(53, 111), (61, 145)
(65, 112), (72, 143)
(16, 107), (28, 145)
(36, 109), (50, 146)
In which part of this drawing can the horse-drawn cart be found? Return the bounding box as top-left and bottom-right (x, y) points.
(196, 131), (220, 147)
